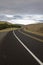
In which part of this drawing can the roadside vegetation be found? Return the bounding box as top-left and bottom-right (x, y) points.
(23, 23), (43, 36)
(0, 21), (21, 32)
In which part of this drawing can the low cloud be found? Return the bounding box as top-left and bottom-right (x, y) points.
(0, 14), (43, 25)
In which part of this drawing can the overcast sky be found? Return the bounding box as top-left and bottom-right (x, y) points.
(0, 0), (43, 14)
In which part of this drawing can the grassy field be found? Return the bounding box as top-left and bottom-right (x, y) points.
(0, 21), (21, 32)
(0, 28), (18, 32)
(23, 23), (43, 36)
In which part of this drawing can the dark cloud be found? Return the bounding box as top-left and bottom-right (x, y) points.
(0, 0), (43, 14)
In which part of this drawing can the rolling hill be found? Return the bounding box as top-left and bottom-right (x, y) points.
(0, 21), (21, 30)
(24, 23), (43, 35)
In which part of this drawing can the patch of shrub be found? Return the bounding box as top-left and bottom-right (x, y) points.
(0, 23), (21, 30)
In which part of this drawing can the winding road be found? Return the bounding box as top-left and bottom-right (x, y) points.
(0, 29), (43, 65)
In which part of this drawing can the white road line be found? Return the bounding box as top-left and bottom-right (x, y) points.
(13, 31), (43, 65)
(18, 30), (43, 43)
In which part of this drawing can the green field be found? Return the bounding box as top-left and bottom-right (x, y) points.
(0, 21), (21, 32)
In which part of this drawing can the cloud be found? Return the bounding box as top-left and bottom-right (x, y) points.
(0, 0), (43, 14)
(0, 14), (43, 25)
(5, 15), (14, 18)
(8, 19), (39, 25)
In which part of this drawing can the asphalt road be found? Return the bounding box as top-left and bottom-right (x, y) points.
(0, 30), (43, 65)
(20, 29), (43, 40)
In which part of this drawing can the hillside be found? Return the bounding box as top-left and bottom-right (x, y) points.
(0, 21), (21, 30)
(24, 23), (43, 35)
(0, 21), (11, 24)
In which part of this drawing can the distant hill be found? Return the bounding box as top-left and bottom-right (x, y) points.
(0, 21), (11, 25)
(24, 23), (43, 34)
(0, 21), (21, 30)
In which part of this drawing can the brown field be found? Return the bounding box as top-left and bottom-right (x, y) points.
(0, 28), (18, 32)
(24, 23), (43, 36)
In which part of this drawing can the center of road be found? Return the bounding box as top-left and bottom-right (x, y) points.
(13, 31), (43, 65)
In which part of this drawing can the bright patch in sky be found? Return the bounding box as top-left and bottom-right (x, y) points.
(8, 19), (39, 25)
(5, 15), (14, 18)
(0, 14), (43, 25)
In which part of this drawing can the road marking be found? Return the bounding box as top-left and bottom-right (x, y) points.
(18, 30), (43, 43)
(13, 31), (43, 65)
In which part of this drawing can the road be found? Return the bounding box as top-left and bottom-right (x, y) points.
(0, 29), (43, 65)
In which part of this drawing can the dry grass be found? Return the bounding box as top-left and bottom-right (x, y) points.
(24, 23), (43, 36)
(0, 28), (18, 32)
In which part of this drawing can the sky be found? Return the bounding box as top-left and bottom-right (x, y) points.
(0, 0), (43, 24)
(0, 0), (43, 14)
(0, 14), (43, 25)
